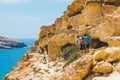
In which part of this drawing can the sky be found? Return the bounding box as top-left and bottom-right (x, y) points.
(0, 0), (72, 39)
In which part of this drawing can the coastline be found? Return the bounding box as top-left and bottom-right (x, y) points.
(0, 39), (36, 80)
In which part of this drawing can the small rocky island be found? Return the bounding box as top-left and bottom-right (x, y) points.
(0, 36), (27, 49)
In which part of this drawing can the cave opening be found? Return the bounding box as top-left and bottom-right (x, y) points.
(67, 25), (73, 30)
(90, 39), (108, 49)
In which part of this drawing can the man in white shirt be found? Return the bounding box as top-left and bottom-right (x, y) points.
(77, 36), (82, 46)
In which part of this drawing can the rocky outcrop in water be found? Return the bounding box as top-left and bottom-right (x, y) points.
(0, 36), (27, 49)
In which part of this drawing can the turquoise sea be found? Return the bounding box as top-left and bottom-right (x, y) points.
(0, 39), (36, 80)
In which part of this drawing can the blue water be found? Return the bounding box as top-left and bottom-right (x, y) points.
(0, 39), (36, 80)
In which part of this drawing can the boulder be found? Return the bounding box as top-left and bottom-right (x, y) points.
(93, 49), (110, 61)
(93, 61), (113, 73)
(93, 47), (120, 62)
(62, 54), (93, 79)
(106, 50), (120, 62)
(105, 36), (120, 47)
(48, 41), (61, 61)
(113, 61), (120, 73)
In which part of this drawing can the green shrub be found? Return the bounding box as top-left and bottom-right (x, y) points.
(63, 51), (82, 68)
(62, 45), (79, 60)
(62, 45), (82, 68)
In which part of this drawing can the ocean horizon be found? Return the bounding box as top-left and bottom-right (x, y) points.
(0, 39), (36, 80)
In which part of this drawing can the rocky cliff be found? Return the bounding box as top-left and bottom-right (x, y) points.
(32, 0), (120, 60)
(3, 0), (120, 80)
(0, 36), (27, 49)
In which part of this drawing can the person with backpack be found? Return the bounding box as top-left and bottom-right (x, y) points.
(84, 34), (90, 53)
(80, 37), (86, 53)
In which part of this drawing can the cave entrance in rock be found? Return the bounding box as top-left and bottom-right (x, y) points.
(91, 39), (108, 49)
(67, 25), (73, 30)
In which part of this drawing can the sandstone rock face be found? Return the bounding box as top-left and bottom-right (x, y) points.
(65, 1), (84, 17)
(0, 36), (27, 49)
(85, 2), (102, 19)
(31, 0), (120, 60)
(38, 2), (120, 54)
(90, 22), (120, 41)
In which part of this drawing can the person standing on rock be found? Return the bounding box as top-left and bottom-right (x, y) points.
(84, 34), (90, 53)
(80, 37), (86, 53)
(43, 48), (49, 64)
(76, 36), (82, 48)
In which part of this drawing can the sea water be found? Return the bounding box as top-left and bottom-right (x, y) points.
(0, 39), (36, 80)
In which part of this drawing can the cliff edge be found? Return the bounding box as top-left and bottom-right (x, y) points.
(3, 0), (120, 80)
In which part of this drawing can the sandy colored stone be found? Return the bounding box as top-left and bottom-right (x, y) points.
(89, 49), (96, 55)
(39, 31), (48, 39)
(113, 61), (120, 73)
(106, 50), (120, 62)
(86, 2), (102, 19)
(66, 1), (84, 17)
(93, 61), (113, 73)
(93, 50), (110, 61)
(105, 36), (120, 47)
(90, 22), (120, 41)
(62, 54), (93, 79)
(48, 41), (61, 61)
